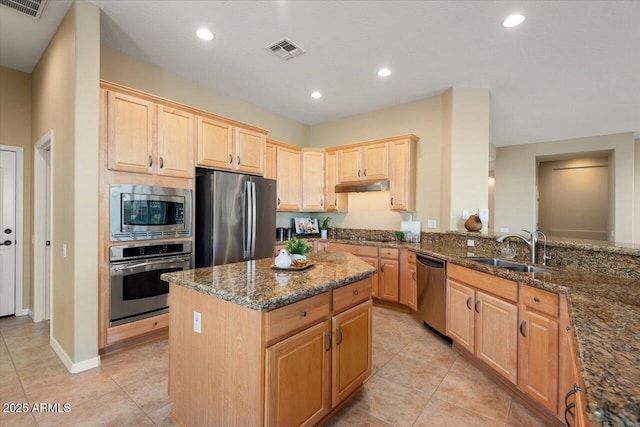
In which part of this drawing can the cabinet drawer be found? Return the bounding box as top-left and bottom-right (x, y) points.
(380, 247), (399, 259)
(520, 285), (558, 317)
(447, 263), (517, 303)
(328, 243), (379, 258)
(333, 278), (372, 313)
(407, 251), (416, 265)
(106, 313), (168, 345)
(265, 292), (331, 344)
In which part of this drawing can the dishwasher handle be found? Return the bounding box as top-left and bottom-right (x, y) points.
(416, 255), (445, 269)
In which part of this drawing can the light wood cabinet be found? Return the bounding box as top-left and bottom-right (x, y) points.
(446, 264), (518, 384)
(106, 90), (195, 178)
(301, 149), (326, 211)
(378, 247), (400, 302)
(331, 301), (372, 406)
(197, 116), (265, 175)
(327, 243), (380, 299)
(275, 144), (302, 211)
(338, 143), (388, 183)
(325, 151), (348, 212)
(400, 250), (417, 311)
(265, 320), (331, 426)
(265, 141), (276, 180)
(389, 136), (418, 211)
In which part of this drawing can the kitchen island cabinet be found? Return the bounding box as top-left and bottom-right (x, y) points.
(161, 251), (375, 426)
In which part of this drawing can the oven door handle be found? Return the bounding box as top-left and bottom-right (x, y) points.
(111, 256), (191, 271)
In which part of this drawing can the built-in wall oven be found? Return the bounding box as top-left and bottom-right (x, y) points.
(110, 184), (192, 241)
(109, 241), (192, 327)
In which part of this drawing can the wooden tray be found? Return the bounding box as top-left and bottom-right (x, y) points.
(271, 263), (315, 271)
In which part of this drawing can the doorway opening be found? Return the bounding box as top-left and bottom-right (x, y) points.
(33, 132), (53, 323)
(0, 145), (24, 318)
(536, 151), (613, 241)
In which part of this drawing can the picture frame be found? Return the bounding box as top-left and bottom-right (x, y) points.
(294, 217), (319, 234)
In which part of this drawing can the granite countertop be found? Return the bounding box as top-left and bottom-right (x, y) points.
(408, 241), (639, 427)
(160, 251), (376, 311)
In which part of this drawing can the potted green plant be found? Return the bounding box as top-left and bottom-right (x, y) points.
(320, 217), (331, 239)
(285, 237), (312, 262)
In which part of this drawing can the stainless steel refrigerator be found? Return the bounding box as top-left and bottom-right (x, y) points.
(195, 169), (276, 267)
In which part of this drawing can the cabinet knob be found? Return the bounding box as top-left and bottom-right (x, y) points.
(354, 290), (359, 296)
(390, 197), (394, 206)
(466, 297), (472, 310)
(159, 157), (164, 168)
(364, 169), (367, 177)
(237, 156), (241, 165)
(533, 297), (540, 302)
(412, 271), (416, 280)
(153, 322), (158, 327)
(229, 154), (233, 164)
(474, 300), (481, 314)
(325, 332), (332, 352)
(300, 311), (307, 318)
(320, 199), (323, 206)
(336, 327), (343, 345)
(358, 169), (361, 177)
(148, 155), (153, 167)
(277, 197), (280, 206)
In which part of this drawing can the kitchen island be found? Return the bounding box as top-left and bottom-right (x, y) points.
(161, 251), (377, 426)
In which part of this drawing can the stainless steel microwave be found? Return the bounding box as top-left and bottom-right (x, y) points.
(110, 184), (192, 241)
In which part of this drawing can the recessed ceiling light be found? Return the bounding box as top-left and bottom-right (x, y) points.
(311, 91), (323, 99)
(502, 14), (525, 28)
(377, 68), (391, 77)
(196, 28), (214, 41)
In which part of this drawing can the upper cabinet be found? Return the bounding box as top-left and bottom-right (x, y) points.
(338, 142), (388, 183)
(325, 150), (348, 212)
(264, 141), (277, 180)
(273, 141), (302, 211)
(197, 115), (266, 176)
(389, 136), (418, 211)
(106, 90), (195, 178)
(301, 149), (326, 211)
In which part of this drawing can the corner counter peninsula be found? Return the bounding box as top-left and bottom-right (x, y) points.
(161, 251), (377, 426)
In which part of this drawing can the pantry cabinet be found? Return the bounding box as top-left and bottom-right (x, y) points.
(301, 149), (326, 211)
(446, 264), (518, 384)
(106, 90), (195, 178)
(338, 142), (388, 183)
(197, 115), (266, 176)
(389, 136), (418, 211)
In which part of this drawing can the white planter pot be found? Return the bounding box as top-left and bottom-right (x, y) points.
(290, 254), (307, 262)
(320, 230), (328, 239)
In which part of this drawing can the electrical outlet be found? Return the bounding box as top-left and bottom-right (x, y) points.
(467, 239), (475, 247)
(500, 227), (509, 233)
(427, 219), (437, 229)
(62, 244), (67, 258)
(462, 210), (470, 219)
(193, 311), (201, 333)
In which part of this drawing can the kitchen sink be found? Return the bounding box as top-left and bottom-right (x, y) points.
(466, 257), (552, 274)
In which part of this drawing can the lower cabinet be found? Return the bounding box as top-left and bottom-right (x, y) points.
(446, 264), (518, 384)
(400, 250), (417, 311)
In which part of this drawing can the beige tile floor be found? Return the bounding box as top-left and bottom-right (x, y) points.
(0, 306), (551, 427)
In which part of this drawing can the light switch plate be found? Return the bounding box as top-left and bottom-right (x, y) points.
(467, 239), (475, 247)
(427, 219), (437, 229)
(462, 210), (470, 219)
(500, 227), (509, 233)
(193, 311), (202, 334)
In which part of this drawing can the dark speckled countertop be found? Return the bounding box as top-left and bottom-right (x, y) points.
(160, 251), (376, 311)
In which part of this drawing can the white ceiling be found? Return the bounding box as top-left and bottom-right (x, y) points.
(1, 1), (639, 147)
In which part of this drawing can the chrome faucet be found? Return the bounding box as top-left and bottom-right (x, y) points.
(497, 229), (551, 265)
(497, 231), (537, 264)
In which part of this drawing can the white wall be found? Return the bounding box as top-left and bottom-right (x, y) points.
(635, 138), (640, 243)
(495, 132), (636, 243)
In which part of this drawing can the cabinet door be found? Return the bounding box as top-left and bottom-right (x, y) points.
(265, 321), (331, 427)
(405, 264), (417, 311)
(332, 300), (372, 407)
(362, 142), (388, 180)
(519, 308), (559, 413)
(379, 258), (400, 302)
(360, 256), (379, 298)
(197, 116), (233, 170)
(389, 139), (414, 211)
(476, 291), (518, 384)
(325, 151), (348, 212)
(446, 279), (475, 353)
(339, 147), (362, 182)
(276, 146), (302, 211)
(157, 105), (195, 178)
(264, 141), (276, 180)
(301, 150), (326, 211)
(107, 91), (155, 174)
(235, 127), (265, 175)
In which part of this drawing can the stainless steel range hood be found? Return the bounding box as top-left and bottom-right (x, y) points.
(335, 180), (390, 193)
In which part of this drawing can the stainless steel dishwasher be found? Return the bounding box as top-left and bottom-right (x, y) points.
(413, 254), (447, 336)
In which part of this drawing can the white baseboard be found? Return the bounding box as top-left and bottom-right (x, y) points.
(27, 309), (34, 320)
(50, 336), (101, 374)
(15, 308), (30, 317)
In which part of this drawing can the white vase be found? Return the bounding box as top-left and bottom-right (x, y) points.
(274, 249), (292, 268)
(320, 230), (328, 239)
(290, 254), (307, 262)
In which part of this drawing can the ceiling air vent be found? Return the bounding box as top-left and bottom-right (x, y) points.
(0, 0), (48, 19)
(266, 38), (305, 61)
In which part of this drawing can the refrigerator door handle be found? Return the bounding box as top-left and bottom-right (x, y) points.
(246, 181), (254, 259)
(251, 182), (257, 257)
(243, 181), (249, 258)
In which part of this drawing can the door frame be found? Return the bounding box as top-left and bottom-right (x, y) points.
(0, 145), (25, 316)
(33, 132), (53, 323)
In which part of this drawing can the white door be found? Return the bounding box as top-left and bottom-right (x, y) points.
(0, 149), (17, 317)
